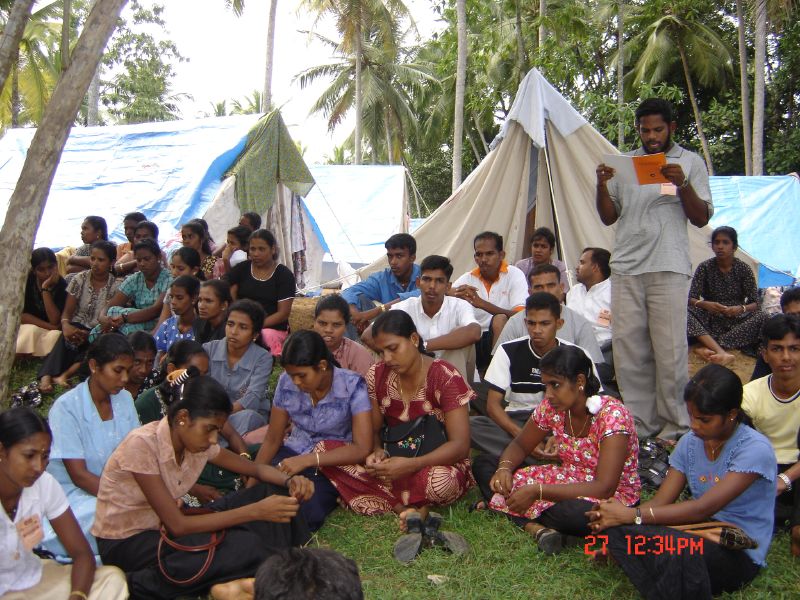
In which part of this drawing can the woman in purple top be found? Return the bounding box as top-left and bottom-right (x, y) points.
(251, 330), (374, 530)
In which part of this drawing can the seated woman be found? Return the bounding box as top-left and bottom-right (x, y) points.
(589, 364), (776, 599)
(123, 331), (157, 400)
(152, 246), (203, 332)
(0, 407), (128, 599)
(154, 275), (200, 361)
(688, 226), (765, 364)
(41, 334), (140, 557)
(251, 330), (373, 531)
(225, 229), (295, 356)
(16, 248), (68, 358)
(213, 225), (251, 278)
(91, 373), (313, 599)
(65, 216), (109, 276)
(91, 239), (171, 340)
(115, 211), (147, 260)
(136, 339), (253, 504)
(181, 219), (217, 280)
(322, 310), (474, 525)
(514, 227), (569, 292)
(194, 279), (232, 344)
(204, 299), (273, 436)
(38, 241), (120, 392)
(114, 220), (168, 277)
(313, 293), (375, 377)
(474, 344), (640, 554)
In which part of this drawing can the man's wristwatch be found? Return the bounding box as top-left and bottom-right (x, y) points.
(778, 472), (793, 492)
(634, 507), (643, 525)
(679, 176), (690, 189)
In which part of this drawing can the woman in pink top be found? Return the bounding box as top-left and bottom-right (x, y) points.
(313, 294), (375, 377)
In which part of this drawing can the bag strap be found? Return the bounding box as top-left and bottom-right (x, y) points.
(157, 510), (226, 586)
(670, 521), (737, 532)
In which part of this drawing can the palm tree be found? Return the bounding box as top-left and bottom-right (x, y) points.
(625, 1), (733, 174)
(301, 0), (411, 165)
(0, 0), (36, 96)
(735, 0), (752, 174)
(452, 0), (466, 190)
(263, 0), (277, 111)
(231, 89), (262, 114)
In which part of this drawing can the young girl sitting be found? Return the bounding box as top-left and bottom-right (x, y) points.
(313, 294), (374, 377)
(0, 407), (128, 599)
(194, 280), (232, 345)
(92, 373), (313, 599)
(154, 275), (200, 362)
(589, 364), (776, 599)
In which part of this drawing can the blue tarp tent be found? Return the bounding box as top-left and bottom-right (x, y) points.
(709, 175), (800, 287)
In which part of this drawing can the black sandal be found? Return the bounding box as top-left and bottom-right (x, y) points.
(393, 512), (424, 564)
(534, 527), (564, 555)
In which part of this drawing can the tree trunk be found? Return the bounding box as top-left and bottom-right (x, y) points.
(0, 0), (35, 93)
(61, 0), (72, 71)
(384, 111), (393, 165)
(538, 0), (546, 49)
(0, 0), (128, 401)
(514, 0), (527, 83)
(677, 43), (714, 175)
(353, 21), (363, 165)
(735, 0), (752, 175)
(262, 0), (278, 112)
(452, 0), (467, 191)
(11, 55), (19, 128)
(616, 0), (624, 147)
(473, 112), (489, 154)
(87, 67), (101, 125)
(752, 0), (766, 175)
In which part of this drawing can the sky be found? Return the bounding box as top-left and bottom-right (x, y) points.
(155, 0), (442, 163)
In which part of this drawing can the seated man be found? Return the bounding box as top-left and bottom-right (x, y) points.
(470, 292), (600, 462)
(566, 247), (612, 362)
(742, 314), (800, 553)
(751, 288), (800, 380)
(494, 264), (603, 364)
(452, 231), (528, 372)
(341, 233), (421, 333)
(363, 255), (481, 378)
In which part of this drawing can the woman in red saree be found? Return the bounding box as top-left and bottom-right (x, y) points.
(321, 310), (474, 525)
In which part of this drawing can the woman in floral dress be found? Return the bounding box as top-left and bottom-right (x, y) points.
(322, 310), (474, 526)
(481, 344), (640, 554)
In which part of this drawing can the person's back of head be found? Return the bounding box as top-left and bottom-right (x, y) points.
(254, 548), (363, 600)
(780, 288), (800, 315)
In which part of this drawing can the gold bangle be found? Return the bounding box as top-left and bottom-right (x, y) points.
(649, 507), (656, 522)
(315, 451), (320, 475)
(70, 592), (89, 600)
(495, 467), (511, 472)
(498, 459), (513, 466)
(239, 452), (251, 460)
(539, 483), (543, 502)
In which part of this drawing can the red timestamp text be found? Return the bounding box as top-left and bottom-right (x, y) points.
(583, 534), (704, 557)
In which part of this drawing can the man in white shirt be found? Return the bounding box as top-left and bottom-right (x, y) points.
(365, 255), (481, 378)
(451, 231), (528, 371)
(567, 247), (612, 353)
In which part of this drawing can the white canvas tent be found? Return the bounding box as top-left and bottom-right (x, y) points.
(358, 69), (759, 282)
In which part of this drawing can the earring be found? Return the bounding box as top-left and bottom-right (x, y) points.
(179, 421), (185, 426)
(579, 386), (584, 391)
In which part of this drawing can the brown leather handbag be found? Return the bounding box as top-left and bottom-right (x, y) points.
(157, 508), (227, 586)
(669, 521), (758, 551)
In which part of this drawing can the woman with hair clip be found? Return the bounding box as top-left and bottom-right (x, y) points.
(589, 364), (776, 599)
(136, 339), (252, 504)
(225, 229), (296, 356)
(92, 371), (314, 599)
(321, 311), (474, 527)
(0, 407), (128, 599)
(249, 330), (373, 531)
(480, 344), (640, 555)
(41, 334), (140, 557)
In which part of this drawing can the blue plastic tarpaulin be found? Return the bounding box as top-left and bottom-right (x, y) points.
(0, 114), (262, 248)
(709, 175), (800, 287)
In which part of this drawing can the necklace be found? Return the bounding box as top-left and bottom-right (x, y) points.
(3, 500), (19, 521)
(251, 263), (277, 282)
(397, 355), (425, 401)
(707, 440), (724, 460)
(567, 409), (590, 438)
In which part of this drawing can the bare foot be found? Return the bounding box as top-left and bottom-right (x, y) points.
(211, 578), (255, 600)
(708, 351), (735, 366)
(38, 376), (53, 394)
(692, 346), (715, 361)
(791, 525), (800, 558)
(52, 375), (72, 389)
(398, 506), (430, 532)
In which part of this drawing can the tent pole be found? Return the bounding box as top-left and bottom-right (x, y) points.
(542, 129), (573, 288)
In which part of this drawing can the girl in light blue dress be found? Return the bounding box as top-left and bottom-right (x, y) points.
(42, 334), (141, 557)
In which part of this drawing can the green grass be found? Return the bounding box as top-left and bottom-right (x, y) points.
(8, 358), (800, 599)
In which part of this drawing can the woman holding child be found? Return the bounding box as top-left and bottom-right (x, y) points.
(322, 310), (474, 524)
(479, 344), (640, 555)
(590, 364), (775, 599)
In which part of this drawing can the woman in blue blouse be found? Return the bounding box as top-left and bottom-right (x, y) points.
(42, 334), (141, 557)
(251, 330), (373, 530)
(589, 364), (776, 599)
(204, 299), (273, 436)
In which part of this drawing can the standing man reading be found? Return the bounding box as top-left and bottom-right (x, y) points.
(595, 98), (712, 439)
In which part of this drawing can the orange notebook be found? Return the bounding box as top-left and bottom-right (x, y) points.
(633, 153), (670, 185)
